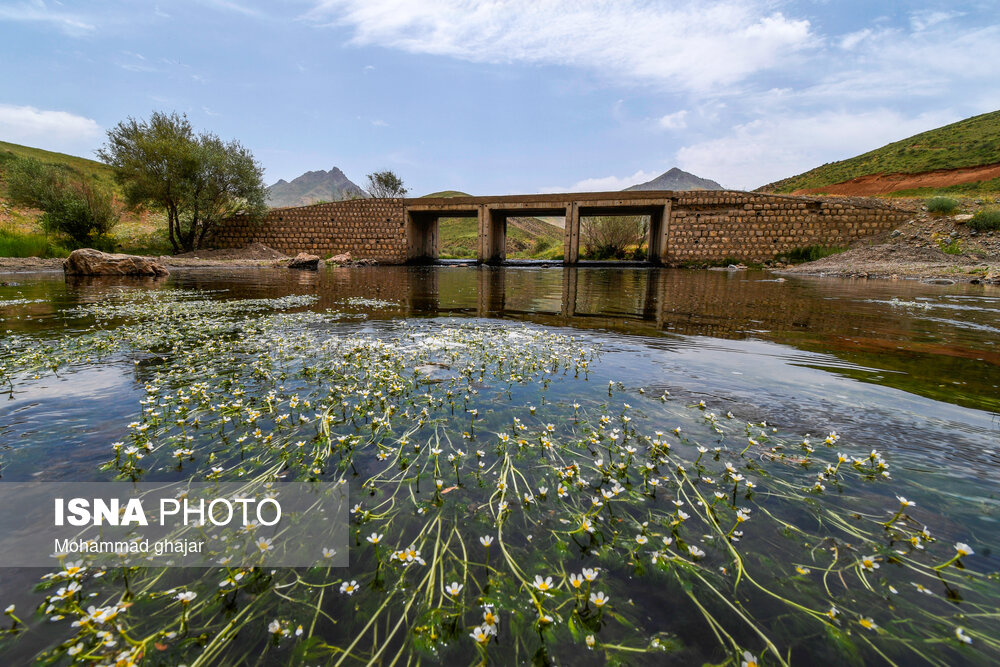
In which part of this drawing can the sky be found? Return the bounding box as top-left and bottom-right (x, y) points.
(1, 1), (999, 195)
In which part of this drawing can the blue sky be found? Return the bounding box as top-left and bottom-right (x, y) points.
(1, 0), (998, 194)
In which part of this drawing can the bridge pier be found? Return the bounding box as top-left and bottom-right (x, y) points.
(563, 203), (580, 264)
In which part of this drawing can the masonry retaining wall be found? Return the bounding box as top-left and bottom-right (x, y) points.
(665, 192), (907, 264)
(211, 191), (908, 264)
(214, 199), (407, 263)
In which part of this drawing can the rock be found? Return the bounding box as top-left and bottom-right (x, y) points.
(923, 278), (955, 285)
(954, 214), (974, 222)
(288, 252), (320, 270)
(328, 252), (352, 265)
(63, 248), (169, 277)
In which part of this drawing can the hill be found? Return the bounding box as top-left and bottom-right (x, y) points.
(266, 167), (366, 208)
(625, 168), (723, 191)
(0, 140), (116, 189)
(759, 110), (1000, 195)
(422, 190), (470, 198)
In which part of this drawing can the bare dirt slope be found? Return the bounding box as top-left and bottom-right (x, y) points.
(793, 163), (1000, 196)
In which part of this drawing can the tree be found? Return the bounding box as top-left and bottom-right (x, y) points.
(4, 157), (120, 249)
(365, 170), (407, 198)
(98, 111), (266, 253)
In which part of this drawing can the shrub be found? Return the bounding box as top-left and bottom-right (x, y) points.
(4, 157), (121, 248)
(939, 237), (963, 255)
(782, 245), (847, 263)
(968, 209), (1000, 231)
(926, 196), (959, 214)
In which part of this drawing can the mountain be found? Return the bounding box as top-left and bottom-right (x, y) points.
(266, 167), (366, 208)
(625, 168), (723, 191)
(757, 110), (1000, 195)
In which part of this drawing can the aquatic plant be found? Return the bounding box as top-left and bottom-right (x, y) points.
(0, 288), (997, 665)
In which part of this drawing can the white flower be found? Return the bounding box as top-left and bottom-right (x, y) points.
(635, 535), (648, 545)
(445, 582), (463, 596)
(688, 545), (705, 558)
(4, 605), (14, 614)
(581, 568), (599, 582)
(585, 634), (595, 648)
(340, 580), (359, 595)
(470, 625), (491, 644)
(741, 651), (758, 667)
(533, 575), (554, 592)
(268, 619), (282, 634)
(589, 591), (609, 607)
(366, 533), (384, 545)
(322, 548), (337, 558)
(955, 627), (973, 645)
(860, 555), (879, 571)
(955, 542), (973, 557)
(175, 591), (197, 604)
(68, 643), (84, 656)
(896, 495), (914, 507)
(480, 535), (494, 547)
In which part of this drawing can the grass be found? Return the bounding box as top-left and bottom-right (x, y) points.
(0, 227), (70, 258)
(759, 109), (1000, 193)
(968, 208), (1000, 231)
(926, 196), (959, 214)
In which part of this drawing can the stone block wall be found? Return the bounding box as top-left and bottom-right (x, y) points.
(212, 199), (407, 262)
(666, 192), (908, 264)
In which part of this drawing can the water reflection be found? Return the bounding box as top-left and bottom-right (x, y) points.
(2, 266), (998, 415)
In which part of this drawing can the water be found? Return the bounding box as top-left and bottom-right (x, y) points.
(0, 266), (998, 665)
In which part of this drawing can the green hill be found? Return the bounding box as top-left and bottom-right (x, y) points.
(0, 140), (115, 189)
(421, 190), (470, 198)
(759, 110), (1000, 194)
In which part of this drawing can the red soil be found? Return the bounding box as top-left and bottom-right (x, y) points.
(793, 162), (1000, 196)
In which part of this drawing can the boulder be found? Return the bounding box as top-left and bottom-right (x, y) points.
(329, 252), (352, 265)
(63, 249), (169, 277)
(954, 214), (974, 222)
(288, 252), (321, 270)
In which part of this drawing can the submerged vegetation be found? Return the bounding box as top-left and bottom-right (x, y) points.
(0, 289), (997, 665)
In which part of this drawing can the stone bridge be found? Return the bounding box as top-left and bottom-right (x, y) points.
(215, 190), (907, 265)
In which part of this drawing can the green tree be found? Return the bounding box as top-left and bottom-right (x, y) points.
(98, 111), (266, 253)
(4, 157), (120, 249)
(365, 170), (407, 198)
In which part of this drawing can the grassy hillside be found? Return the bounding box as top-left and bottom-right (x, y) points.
(0, 140), (172, 255)
(760, 110), (1000, 193)
(0, 140), (116, 188)
(421, 190), (470, 198)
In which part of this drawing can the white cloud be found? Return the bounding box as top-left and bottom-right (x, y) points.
(0, 104), (102, 156)
(910, 10), (963, 32)
(838, 28), (872, 50)
(675, 108), (958, 191)
(658, 110), (688, 130)
(304, 1), (814, 92)
(0, 0), (95, 34)
(541, 170), (659, 193)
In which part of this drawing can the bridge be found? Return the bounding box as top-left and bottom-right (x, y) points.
(404, 191), (672, 264)
(215, 190), (908, 265)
